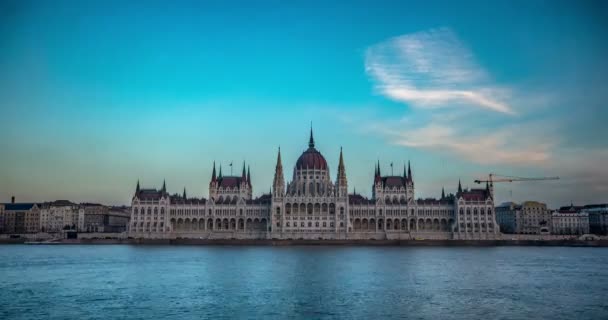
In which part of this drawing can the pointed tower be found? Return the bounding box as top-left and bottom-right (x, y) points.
(441, 186), (445, 199)
(242, 161), (246, 179)
(219, 165), (223, 178)
(183, 187), (187, 199)
(458, 179), (463, 193)
(136, 180), (140, 193)
(407, 160), (412, 182)
(373, 160), (383, 200)
(374, 163), (379, 180)
(273, 147), (285, 198)
(209, 161), (218, 200)
(336, 147), (348, 197)
(247, 166), (251, 187)
(162, 179), (166, 193)
(403, 163), (407, 180)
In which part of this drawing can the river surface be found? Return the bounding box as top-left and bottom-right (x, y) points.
(0, 245), (607, 319)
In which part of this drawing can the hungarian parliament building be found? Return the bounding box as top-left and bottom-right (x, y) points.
(130, 129), (499, 240)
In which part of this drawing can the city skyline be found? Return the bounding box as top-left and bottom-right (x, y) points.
(2, 0), (607, 207)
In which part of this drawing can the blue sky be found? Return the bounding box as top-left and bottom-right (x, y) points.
(1, 0), (607, 207)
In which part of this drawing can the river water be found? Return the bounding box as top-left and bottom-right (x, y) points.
(0, 245), (607, 319)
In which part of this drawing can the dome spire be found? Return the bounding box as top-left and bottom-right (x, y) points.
(309, 123), (315, 148)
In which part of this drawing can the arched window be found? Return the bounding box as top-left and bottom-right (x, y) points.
(340, 207), (344, 215)
(154, 207), (158, 214)
(276, 207), (281, 215)
(147, 208), (152, 215)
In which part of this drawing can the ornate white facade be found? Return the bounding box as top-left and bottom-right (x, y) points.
(129, 129), (499, 240)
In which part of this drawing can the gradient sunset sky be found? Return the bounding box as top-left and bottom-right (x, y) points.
(1, 0), (607, 207)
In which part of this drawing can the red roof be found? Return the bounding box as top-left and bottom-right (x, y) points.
(382, 176), (406, 188)
(296, 147), (328, 170)
(458, 189), (490, 201)
(218, 176), (244, 188)
(349, 194), (375, 205)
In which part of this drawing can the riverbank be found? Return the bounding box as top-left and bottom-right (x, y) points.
(2, 238), (608, 246)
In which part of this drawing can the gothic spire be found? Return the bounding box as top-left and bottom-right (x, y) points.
(377, 160), (381, 177)
(337, 147), (347, 188)
(403, 163), (407, 179)
(219, 165), (222, 178)
(408, 160), (412, 181)
(212, 161), (217, 182)
(162, 179), (166, 193)
(309, 124), (315, 148)
(247, 165), (251, 187)
(458, 179), (462, 193)
(136, 180), (140, 193)
(441, 186), (445, 199)
(338, 147), (345, 170)
(273, 147), (284, 195)
(183, 187), (187, 199)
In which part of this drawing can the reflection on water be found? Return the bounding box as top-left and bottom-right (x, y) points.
(0, 245), (607, 319)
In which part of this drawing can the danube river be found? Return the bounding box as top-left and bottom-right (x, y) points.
(0, 245), (607, 319)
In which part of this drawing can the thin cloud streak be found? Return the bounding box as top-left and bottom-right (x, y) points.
(365, 27), (515, 115)
(362, 27), (558, 166)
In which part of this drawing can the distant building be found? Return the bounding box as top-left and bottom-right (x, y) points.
(495, 202), (518, 234)
(81, 203), (109, 232)
(81, 204), (130, 233)
(520, 201), (551, 234)
(494, 201), (551, 235)
(2, 197), (40, 233)
(106, 207), (131, 233)
(583, 204), (608, 235)
(552, 205), (589, 235)
(0, 204), (4, 233)
(40, 200), (80, 232)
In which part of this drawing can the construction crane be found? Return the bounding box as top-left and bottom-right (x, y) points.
(474, 173), (560, 184)
(474, 173), (559, 200)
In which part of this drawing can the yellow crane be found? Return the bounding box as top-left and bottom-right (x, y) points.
(474, 173), (559, 199)
(474, 173), (560, 184)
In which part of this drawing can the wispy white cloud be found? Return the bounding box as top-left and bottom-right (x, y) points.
(361, 27), (561, 166)
(365, 28), (515, 115)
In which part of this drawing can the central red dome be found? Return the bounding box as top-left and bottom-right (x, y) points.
(296, 147), (328, 170)
(295, 127), (328, 170)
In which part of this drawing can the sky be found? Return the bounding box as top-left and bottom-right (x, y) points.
(1, 0), (607, 208)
